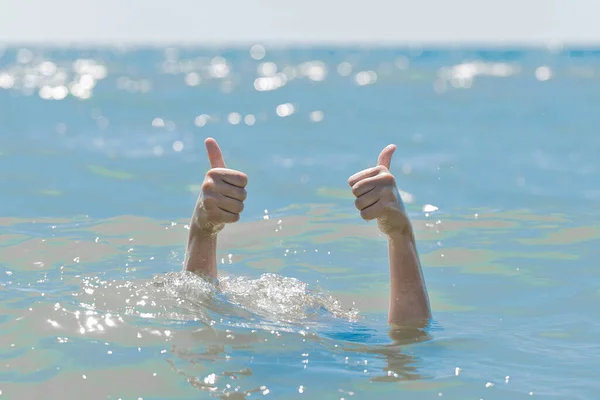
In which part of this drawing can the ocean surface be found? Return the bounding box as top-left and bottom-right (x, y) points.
(0, 45), (599, 399)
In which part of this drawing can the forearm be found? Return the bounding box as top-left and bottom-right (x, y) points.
(387, 228), (431, 326)
(183, 223), (218, 279)
(185, 137), (246, 279)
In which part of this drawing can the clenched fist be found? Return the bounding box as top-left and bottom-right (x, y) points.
(348, 144), (410, 237)
(193, 138), (248, 234)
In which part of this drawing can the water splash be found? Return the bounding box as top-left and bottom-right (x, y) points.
(220, 273), (360, 324)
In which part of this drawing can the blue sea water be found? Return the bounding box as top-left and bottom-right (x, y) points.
(0, 45), (599, 399)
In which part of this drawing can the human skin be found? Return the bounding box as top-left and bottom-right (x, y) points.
(184, 138), (431, 326)
(183, 137), (247, 281)
(347, 144), (431, 326)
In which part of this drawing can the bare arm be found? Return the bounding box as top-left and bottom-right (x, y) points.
(184, 138), (247, 280)
(349, 145), (431, 326)
(184, 224), (219, 279)
(387, 228), (431, 326)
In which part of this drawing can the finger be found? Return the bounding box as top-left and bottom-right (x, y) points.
(201, 194), (220, 212)
(377, 144), (396, 170)
(218, 208), (241, 224)
(207, 168), (248, 188)
(205, 137), (226, 169)
(354, 190), (380, 211)
(216, 181), (247, 201)
(360, 200), (383, 221)
(348, 166), (381, 187)
(352, 171), (396, 197)
(351, 177), (377, 198)
(352, 172), (395, 197)
(216, 194), (244, 214)
(201, 196), (240, 223)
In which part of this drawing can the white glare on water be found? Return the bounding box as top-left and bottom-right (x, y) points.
(250, 44), (266, 60)
(535, 66), (552, 81)
(276, 103), (295, 117)
(309, 110), (324, 122)
(227, 112), (242, 125)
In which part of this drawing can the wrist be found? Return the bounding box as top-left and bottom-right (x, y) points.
(386, 224), (415, 243)
(191, 212), (224, 237)
(378, 206), (413, 240)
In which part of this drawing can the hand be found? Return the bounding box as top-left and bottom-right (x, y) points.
(348, 145), (410, 238)
(193, 138), (248, 235)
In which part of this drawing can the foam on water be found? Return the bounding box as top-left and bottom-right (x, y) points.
(220, 273), (360, 323)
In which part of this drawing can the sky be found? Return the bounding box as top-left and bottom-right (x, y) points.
(1, 0), (599, 45)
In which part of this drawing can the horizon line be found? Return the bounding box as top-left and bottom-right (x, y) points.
(2, 39), (600, 49)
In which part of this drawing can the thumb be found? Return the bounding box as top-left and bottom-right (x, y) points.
(205, 137), (226, 169)
(377, 144), (396, 169)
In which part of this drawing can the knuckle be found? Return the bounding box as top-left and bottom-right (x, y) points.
(379, 173), (396, 185)
(231, 214), (241, 223)
(375, 165), (387, 174)
(201, 180), (215, 192)
(240, 188), (247, 201)
(236, 172), (248, 187)
(206, 169), (220, 180)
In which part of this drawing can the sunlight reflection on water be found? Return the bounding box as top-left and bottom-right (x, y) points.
(1, 45), (600, 399)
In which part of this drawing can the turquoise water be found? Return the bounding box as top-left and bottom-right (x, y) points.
(1, 46), (599, 399)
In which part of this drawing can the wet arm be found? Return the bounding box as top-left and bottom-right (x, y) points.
(387, 228), (431, 326)
(183, 215), (220, 279)
(183, 137), (247, 280)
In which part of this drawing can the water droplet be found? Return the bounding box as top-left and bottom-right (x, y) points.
(422, 204), (439, 213)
